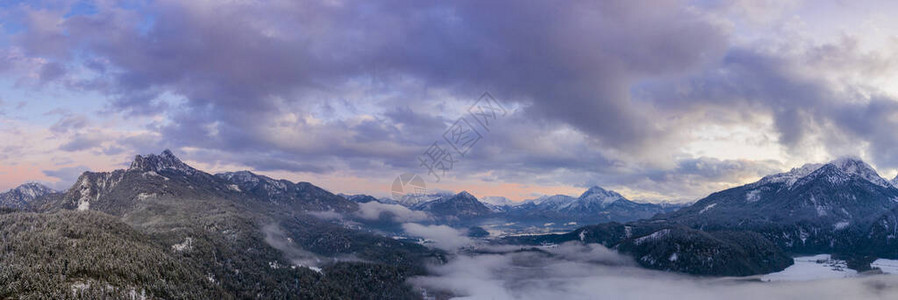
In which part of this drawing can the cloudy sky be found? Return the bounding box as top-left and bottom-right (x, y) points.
(2, 0), (898, 202)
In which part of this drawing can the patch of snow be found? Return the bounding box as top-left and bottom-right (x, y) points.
(77, 200), (90, 211)
(228, 184), (241, 192)
(699, 203), (717, 214)
(172, 237), (193, 252)
(815, 197), (827, 217)
(128, 288), (147, 300)
(71, 282), (90, 296)
(143, 171), (168, 181)
(746, 190), (761, 202)
(578, 230), (587, 242)
(633, 229), (671, 246)
(833, 221), (850, 231)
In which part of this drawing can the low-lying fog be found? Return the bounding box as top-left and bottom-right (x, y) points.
(407, 236), (898, 299)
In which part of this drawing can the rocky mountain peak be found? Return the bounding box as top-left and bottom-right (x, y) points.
(12, 182), (55, 197)
(411, 190), (491, 217)
(456, 191), (476, 200)
(0, 182), (57, 209)
(580, 186), (612, 198)
(480, 196), (517, 207)
(810, 157), (891, 188)
(578, 185), (625, 207)
(756, 157), (890, 189)
(129, 149), (197, 175)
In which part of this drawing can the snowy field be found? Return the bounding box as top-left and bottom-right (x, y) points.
(872, 259), (898, 274)
(760, 255), (856, 282)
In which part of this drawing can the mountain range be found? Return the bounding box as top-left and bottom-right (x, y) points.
(348, 186), (682, 226)
(7, 150), (898, 295)
(507, 186), (682, 224)
(513, 157), (898, 276)
(0, 150), (443, 298)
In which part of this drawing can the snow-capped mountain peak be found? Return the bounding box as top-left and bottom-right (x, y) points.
(577, 186), (625, 207)
(755, 157), (891, 189)
(0, 182), (57, 210)
(480, 196), (518, 207)
(456, 191), (476, 200)
(826, 157), (891, 188)
(411, 191), (492, 217)
(129, 149), (197, 175)
(12, 182), (56, 198)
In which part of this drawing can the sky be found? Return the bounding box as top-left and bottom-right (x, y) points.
(2, 0), (898, 202)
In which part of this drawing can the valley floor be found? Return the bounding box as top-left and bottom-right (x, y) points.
(760, 255), (898, 282)
(413, 246), (898, 300)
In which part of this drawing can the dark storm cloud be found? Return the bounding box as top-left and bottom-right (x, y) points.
(9, 0), (729, 157)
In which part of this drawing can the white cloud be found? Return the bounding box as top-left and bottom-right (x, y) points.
(356, 202), (430, 223)
(401, 223), (472, 250)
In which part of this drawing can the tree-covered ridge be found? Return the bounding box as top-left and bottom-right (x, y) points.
(0, 210), (221, 299)
(0, 150), (446, 298)
(0, 209), (439, 299)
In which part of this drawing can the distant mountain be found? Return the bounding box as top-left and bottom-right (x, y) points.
(480, 196), (518, 206)
(0, 182), (56, 210)
(395, 192), (452, 207)
(341, 194), (380, 203)
(479, 196), (518, 212)
(411, 191), (492, 219)
(510, 157), (898, 276)
(509, 186), (680, 223)
(340, 194), (398, 205)
(393, 187), (680, 225)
